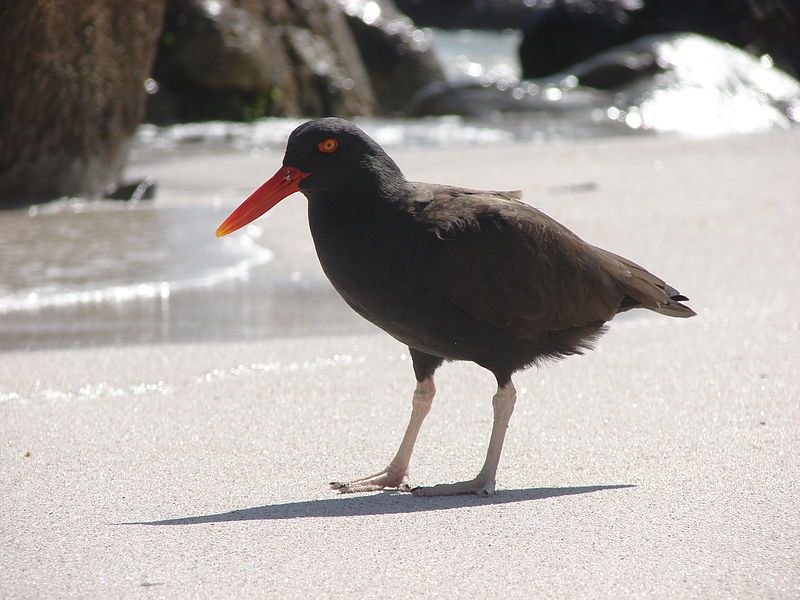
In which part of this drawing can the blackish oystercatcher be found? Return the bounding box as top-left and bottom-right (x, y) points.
(216, 117), (695, 497)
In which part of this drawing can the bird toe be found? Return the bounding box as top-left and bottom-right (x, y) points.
(409, 478), (497, 497)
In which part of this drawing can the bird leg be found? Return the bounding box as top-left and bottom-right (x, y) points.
(330, 377), (435, 493)
(413, 381), (516, 497)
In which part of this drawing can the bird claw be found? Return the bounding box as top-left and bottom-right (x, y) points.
(328, 467), (408, 494)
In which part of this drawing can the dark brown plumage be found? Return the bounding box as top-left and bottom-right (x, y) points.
(217, 117), (695, 496)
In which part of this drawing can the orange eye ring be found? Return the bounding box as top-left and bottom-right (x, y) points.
(318, 138), (338, 154)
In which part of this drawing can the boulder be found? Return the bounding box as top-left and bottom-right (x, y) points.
(519, 0), (800, 80)
(395, 0), (541, 29)
(146, 0), (377, 122)
(0, 1), (165, 204)
(408, 80), (606, 118)
(341, 0), (446, 113)
(519, 0), (641, 79)
(578, 34), (800, 135)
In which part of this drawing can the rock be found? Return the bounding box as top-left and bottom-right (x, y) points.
(0, 1), (166, 205)
(145, 0), (291, 122)
(408, 79), (607, 118)
(569, 44), (661, 90)
(413, 33), (800, 137)
(579, 34), (800, 135)
(270, 0), (376, 116)
(395, 0), (541, 29)
(519, 0), (642, 79)
(104, 177), (158, 202)
(340, 0), (446, 113)
(146, 0), (377, 122)
(519, 0), (800, 80)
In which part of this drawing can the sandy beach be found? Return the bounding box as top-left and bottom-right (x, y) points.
(2, 130), (799, 598)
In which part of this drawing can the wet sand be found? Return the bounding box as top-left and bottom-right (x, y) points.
(2, 131), (799, 598)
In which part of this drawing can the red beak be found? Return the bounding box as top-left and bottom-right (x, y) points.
(216, 166), (310, 238)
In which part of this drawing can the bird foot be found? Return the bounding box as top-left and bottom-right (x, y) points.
(329, 466), (409, 494)
(411, 477), (496, 497)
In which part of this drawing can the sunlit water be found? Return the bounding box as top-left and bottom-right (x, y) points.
(1, 29), (798, 350)
(0, 193), (373, 350)
(0, 201), (270, 313)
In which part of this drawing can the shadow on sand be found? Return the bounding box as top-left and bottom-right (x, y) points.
(127, 484), (634, 525)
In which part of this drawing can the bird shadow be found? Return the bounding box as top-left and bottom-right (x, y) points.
(125, 484), (634, 526)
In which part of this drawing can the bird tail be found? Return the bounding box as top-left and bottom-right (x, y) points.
(651, 297), (696, 318)
(651, 285), (696, 318)
(595, 248), (697, 319)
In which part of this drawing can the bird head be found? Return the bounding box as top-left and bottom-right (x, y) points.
(216, 118), (402, 238)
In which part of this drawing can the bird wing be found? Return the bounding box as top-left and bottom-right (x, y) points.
(411, 185), (682, 338)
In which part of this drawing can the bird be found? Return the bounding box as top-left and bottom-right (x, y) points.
(216, 117), (695, 497)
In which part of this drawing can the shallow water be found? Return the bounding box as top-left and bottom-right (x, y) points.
(0, 195), (372, 350)
(0, 202), (270, 313)
(433, 28), (521, 82)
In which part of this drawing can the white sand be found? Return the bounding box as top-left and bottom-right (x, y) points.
(2, 131), (799, 599)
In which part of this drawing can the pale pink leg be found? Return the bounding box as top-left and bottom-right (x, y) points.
(413, 381), (516, 497)
(330, 378), (435, 493)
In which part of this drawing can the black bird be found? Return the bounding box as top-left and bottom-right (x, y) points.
(216, 117), (695, 497)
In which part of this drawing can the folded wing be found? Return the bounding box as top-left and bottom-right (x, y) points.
(413, 186), (694, 340)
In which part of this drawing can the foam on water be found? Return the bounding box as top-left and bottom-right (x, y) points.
(0, 200), (272, 314)
(135, 115), (518, 154)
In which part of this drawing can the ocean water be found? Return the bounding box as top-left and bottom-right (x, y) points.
(0, 202), (270, 313)
(0, 184), (374, 350)
(0, 29), (797, 350)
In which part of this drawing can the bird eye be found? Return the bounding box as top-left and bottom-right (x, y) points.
(317, 138), (338, 154)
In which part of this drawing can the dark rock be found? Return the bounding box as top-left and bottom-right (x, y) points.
(340, 0), (447, 113)
(519, 0), (643, 79)
(395, 0), (541, 29)
(271, 0), (376, 116)
(104, 177), (158, 201)
(0, 1), (166, 205)
(570, 46), (661, 90)
(519, 0), (800, 80)
(408, 79), (607, 118)
(146, 0), (377, 122)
